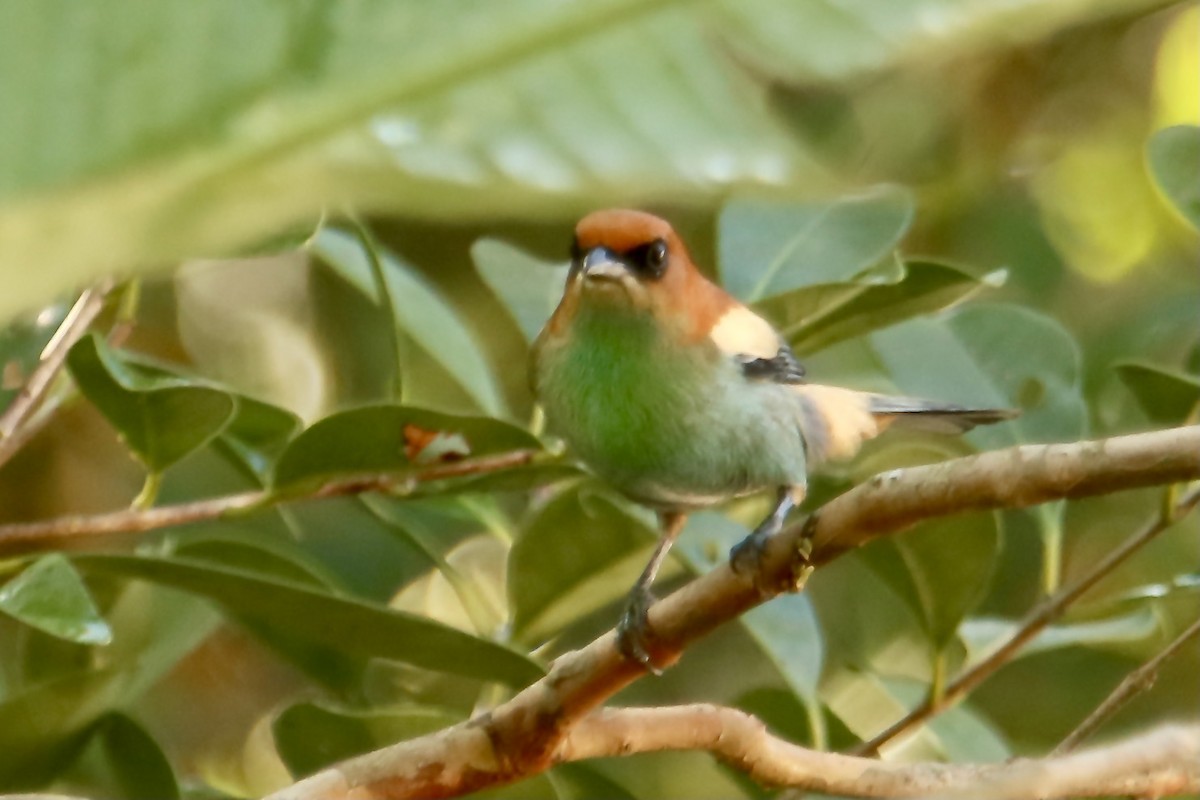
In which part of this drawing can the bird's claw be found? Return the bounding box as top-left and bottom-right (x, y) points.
(729, 529), (770, 579)
(616, 588), (662, 675)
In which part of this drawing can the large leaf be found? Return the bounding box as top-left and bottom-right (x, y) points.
(1, 0), (1151, 323)
(959, 607), (1161, 667)
(0, 554), (112, 646)
(757, 257), (1004, 355)
(714, 0), (1173, 83)
(1115, 360), (1200, 425)
(66, 334), (237, 473)
(859, 513), (1000, 653)
(509, 487), (661, 644)
(0, 669), (124, 787)
(75, 554), (544, 687)
(311, 228), (505, 415)
(718, 187), (914, 302)
(273, 404), (541, 489)
(1148, 125), (1200, 230)
(70, 712), (179, 800)
(471, 239), (570, 344)
(869, 303), (1086, 450)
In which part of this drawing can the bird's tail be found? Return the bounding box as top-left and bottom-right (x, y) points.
(867, 395), (1019, 434)
(790, 385), (1017, 464)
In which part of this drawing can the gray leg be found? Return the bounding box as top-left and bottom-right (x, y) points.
(616, 511), (687, 671)
(730, 486), (797, 576)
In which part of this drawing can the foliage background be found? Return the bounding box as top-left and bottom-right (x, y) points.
(0, 1), (1197, 798)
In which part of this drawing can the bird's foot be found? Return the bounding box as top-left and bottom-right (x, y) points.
(731, 512), (816, 595)
(616, 587), (662, 675)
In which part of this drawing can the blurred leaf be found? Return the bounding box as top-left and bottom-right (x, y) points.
(758, 258), (1004, 355)
(719, 187), (914, 302)
(273, 404), (540, 489)
(471, 239), (570, 344)
(870, 303), (1086, 450)
(0, 0), (817, 322)
(1148, 125), (1200, 230)
(0, 669), (123, 787)
(859, 513), (1000, 652)
(312, 228), (503, 415)
(0, 554), (111, 645)
(821, 670), (1008, 761)
(960, 607), (1161, 667)
(1115, 360), (1200, 425)
(550, 763), (638, 800)
(273, 701), (459, 778)
(66, 334), (237, 473)
(75, 712), (179, 800)
(76, 554), (544, 687)
(509, 486), (659, 644)
(714, 0), (1173, 84)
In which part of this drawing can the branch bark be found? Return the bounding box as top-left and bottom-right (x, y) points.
(0, 449), (543, 553)
(265, 425), (1200, 800)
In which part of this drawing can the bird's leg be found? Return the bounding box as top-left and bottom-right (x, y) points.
(617, 511), (687, 672)
(730, 486), (800, 583)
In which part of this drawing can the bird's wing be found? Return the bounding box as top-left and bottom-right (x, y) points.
(708, 304), (806, 384)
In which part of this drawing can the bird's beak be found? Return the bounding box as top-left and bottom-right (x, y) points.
(579, 246), (629, 282)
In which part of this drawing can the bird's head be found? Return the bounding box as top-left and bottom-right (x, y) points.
(569, 209), (684, 308)
(558, 209), (729, 336)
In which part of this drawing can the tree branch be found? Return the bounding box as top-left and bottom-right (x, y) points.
(0, 449), (544, 552)
(559, 707), (1199, 799)
(265, 425), (1200, 800)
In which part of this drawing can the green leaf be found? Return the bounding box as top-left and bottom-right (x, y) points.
(550, 764), (639, 800)
(1115, 360), (1200, 425)
(758, 258), (1004, 355)
(860, 513), (1000, 652)
(0, 668), (124, 787)
(821, 670), (1008, 761)
(75, 554), (544, 687)
(870, 303), (1086, 450)
(272, 404), (541, 489)
(273, 701), (460, 778)
(218, 394), (303, 478)
(74, 712), (179, 800)
(0, 554), (112, 645)
(1148, 125), (1200, 230)
(0, 302), (67, 410)
(311, 228), (504, 415)
(715, 0), (1175, 83)
(471, 239), (570, 344)
(509, 486), (660, 643)
(959, 607), (1162, 666)
(66, 334), (236, 473)
(719, 186), (914, 302)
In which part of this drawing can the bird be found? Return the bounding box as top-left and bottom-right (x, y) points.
(530, 208), (1016, 669)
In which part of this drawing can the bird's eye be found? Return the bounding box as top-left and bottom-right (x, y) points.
(647, 239), (668, 270)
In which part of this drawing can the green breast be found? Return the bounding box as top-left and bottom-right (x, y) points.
(534, 303), (806, 508)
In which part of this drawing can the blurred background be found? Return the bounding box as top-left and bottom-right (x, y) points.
(0, 1), (1197, 798)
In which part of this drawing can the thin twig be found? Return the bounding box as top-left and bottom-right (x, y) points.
(1053, 615), (1200, 755)
(0, 280), (114, 469)
(854, 483), (1200, 756)
(0, 449), (544, 552)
